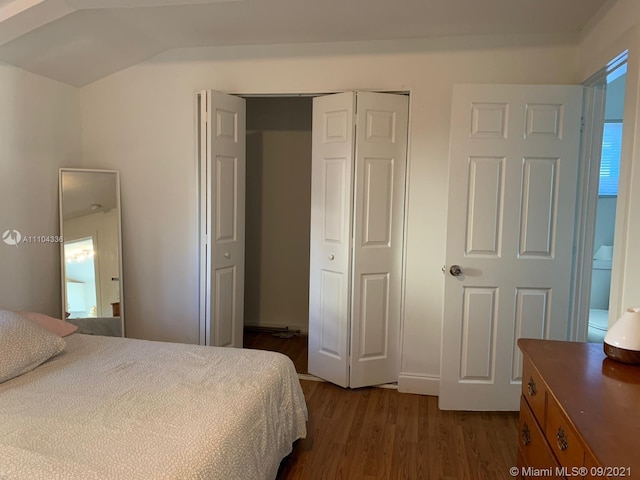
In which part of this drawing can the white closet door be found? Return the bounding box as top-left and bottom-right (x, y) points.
(308, 92), (356, 387)
(440, 84), (582, 410)
(201, 90), (246, 348)
(309, 91), (408, 388)
(350, 92), (408, 388)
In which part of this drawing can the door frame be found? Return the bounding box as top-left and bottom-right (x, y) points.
(197, 89), (413, 376)
(571, 50), (629, 341)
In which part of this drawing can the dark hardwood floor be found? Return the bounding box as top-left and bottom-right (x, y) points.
(244, 330), (308, 374)
(245, 329), (519, 479)
(278, 381), (519, 480)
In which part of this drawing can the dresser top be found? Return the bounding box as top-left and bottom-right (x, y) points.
(518, 338), (640, 472)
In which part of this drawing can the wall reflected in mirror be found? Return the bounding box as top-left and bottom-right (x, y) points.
(60, 169), (124, 337)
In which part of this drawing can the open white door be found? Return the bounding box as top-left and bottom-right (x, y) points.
(350, 92), (408, 388)
(308, 92), (356, 387)
(308, 91), (408, 388)
(440, 84), (583, 410)
(200, 90), (246, 347)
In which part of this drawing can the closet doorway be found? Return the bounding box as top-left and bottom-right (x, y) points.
(242, 96), (312, 373)
(198, 90), (409, 388)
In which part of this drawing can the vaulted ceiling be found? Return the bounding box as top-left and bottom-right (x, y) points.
(0, 0), (611, 86)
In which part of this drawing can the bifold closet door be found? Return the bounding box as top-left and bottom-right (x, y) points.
(308, 92), (356, 388)
(200, 90), (246, 348)
(350, 92), (408, 388)
(308, 91), (408, 388)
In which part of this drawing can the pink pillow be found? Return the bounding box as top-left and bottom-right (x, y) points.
(16, 311), (78, 337)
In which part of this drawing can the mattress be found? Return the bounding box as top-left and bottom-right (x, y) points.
(0, 334), (307, 479)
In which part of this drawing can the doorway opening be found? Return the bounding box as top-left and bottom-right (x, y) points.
(586, 53), (627, 343)
(241, 96), (312, 374)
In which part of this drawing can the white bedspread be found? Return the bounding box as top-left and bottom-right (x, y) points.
(0, 334), (307, 480)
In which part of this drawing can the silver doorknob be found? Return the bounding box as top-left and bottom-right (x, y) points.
(224, 252), (231, 259)
(449, 265), (462, 276)
(328, 254), (335, 261)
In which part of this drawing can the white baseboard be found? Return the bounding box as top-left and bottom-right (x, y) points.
(244, 322), (309, 335)
(398, 373), (440, 396)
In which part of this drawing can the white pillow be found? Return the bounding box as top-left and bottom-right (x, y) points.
(0, 310), (65, 383)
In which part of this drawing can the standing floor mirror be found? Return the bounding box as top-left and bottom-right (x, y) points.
(59, 168), (124, 337)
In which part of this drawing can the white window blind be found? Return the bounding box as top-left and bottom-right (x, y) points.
(599, 121), (622, 196)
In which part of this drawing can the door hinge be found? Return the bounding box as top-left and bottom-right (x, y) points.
(580, 116), (585, 134)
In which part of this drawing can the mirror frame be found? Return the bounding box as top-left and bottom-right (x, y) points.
(59, 168), (124, 337)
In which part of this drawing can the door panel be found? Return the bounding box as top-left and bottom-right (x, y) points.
(214, 266), (236, 347)
(308, 92), (355, 388)
(350, 92), (408, 388)
(319, 270), (345, 359)
(323, 159), (348, 242)
(441, 84), (582, 410)
(519, 157), (558, 257)
(466, 156), (505, 256)
(512, 288), (550, 381)
(202, 90), (246, 348)
(460, 286), (497, 382)
(362, 158), (394, 245)
(215, 156), (238, 242)
(358, 273), (389, 359)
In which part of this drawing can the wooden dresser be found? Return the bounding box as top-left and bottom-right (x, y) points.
(517, 339), (640, 480)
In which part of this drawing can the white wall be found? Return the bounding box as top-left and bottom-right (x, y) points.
(78, 36), (578, 392)
(0, 63), (81, 317)
(579, 0), (640, 322)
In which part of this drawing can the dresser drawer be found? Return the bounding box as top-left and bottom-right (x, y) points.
(546, 395), (585, 469)
(522, 356), (546, 423)
(518, 396), (563, 479)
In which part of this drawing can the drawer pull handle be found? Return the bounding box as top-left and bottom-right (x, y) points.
(527, 377), (537, 396)
(556, 427), (569, 451)
(521, 422), (531, 446)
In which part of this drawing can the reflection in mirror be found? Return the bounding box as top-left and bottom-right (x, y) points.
(59, 169), (124, 337)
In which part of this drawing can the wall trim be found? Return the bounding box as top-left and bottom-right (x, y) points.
(244, 322), (309, 335)
(398, 373), (439, 396)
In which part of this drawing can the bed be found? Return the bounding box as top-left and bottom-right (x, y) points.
(0, 311), (307, 480)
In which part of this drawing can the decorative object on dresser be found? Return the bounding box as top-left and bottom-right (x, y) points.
(603, 306), (640, 365)
(517, 339), (639, 480)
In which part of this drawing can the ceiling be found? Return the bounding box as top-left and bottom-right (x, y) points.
(61, 170), (118, 221)
(0, 0), (612, 87)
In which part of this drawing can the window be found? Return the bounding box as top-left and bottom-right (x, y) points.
(599, 121), (622, 196)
